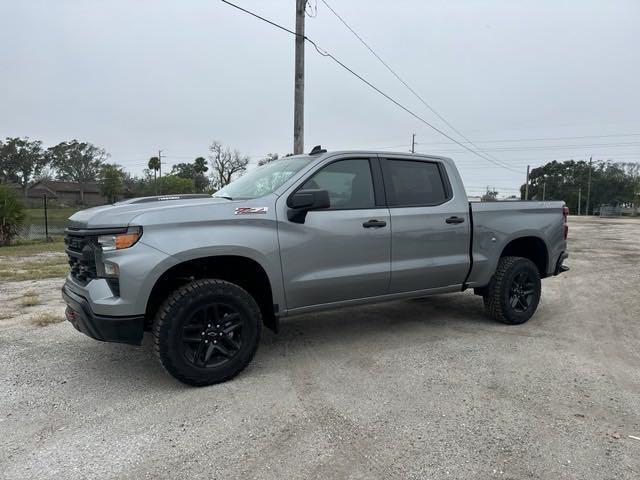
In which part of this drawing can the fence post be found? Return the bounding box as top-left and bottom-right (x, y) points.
(43, 194), (49, 242)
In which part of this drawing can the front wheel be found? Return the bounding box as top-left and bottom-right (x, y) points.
(153, 279), (262, 386)
(483, 256), (541, 325)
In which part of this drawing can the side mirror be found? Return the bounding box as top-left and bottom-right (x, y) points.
(287, 189), (330, 223)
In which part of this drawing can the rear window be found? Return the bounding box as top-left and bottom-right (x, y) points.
(382, 160), (449, 206)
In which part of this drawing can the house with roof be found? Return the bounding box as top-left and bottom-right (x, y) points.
(25, 180), (105, 207)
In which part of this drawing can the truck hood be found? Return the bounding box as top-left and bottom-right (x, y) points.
(67, 195), (230, 229)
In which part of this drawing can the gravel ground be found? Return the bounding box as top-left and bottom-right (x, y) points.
(1, 217), (639, 479)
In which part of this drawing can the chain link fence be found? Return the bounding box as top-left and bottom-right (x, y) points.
(597, 204), (639, 217)
(17, 196), (80, 242)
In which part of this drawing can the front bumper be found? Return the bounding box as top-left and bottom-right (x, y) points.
(62, 284), (144, 345)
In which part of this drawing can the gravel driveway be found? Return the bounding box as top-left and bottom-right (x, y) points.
(1, 217), (639, 479)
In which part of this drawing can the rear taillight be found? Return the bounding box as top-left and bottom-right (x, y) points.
(562, 206), (569, 239)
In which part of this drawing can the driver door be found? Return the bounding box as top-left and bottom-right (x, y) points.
(276, 157), (391, 310)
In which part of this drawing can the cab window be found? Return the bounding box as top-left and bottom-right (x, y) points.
(301, 159), (375, 209)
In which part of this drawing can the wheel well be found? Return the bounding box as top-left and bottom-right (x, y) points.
(145, 256), (277, 332)
(501, 236), (549, 277)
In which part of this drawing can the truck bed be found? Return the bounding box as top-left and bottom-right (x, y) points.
(467, 201), (566, 287)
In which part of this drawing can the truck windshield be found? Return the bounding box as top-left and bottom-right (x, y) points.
(213, 156), (312, 200)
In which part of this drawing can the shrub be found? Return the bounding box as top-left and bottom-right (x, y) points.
(0, 185), (25, 246)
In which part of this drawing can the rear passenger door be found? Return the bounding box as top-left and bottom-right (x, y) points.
(380, 156), (471, 293)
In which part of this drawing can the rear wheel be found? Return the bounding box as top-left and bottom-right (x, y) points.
(483, 256), (541, 325)
(153, 279), (261, 386)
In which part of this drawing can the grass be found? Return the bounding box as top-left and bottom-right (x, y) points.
(20, 291), (40, 307)
(0, 237), (67, 282)
(31, 312), (64, 327)
(23, 207), (78, 224)
(0, 239), (65, 257)
(0, 256), (69, 281)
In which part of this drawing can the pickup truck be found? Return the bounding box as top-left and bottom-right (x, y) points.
(62, 148), (569, 385)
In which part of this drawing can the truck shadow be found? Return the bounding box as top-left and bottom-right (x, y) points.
(261, 292), (497, 350)
(77, 293), (516, 388)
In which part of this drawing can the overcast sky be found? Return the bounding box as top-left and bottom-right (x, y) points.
(2, 0), (639, 196)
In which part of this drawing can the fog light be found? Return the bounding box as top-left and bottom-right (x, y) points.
(103, 262), (119, 277)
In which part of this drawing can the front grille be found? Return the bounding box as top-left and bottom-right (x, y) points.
(64, 232), (98, 285)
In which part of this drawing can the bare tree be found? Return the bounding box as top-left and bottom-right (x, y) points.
(208, 141), (249, 190)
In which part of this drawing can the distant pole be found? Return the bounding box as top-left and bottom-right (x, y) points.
(578, 187), (582, 215)
(411, 133), (416, 153)
(524, 165), (530, 200)
(158, 149), (163, 195)
(542, 182), (546, 201)
(293, 0), (305, 154)
(43, 194), (49, 241)
(585, 156), (592, 216)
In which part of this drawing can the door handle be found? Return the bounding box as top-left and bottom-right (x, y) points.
(362, 219), (387, 228)
(445, 216), (465, 224)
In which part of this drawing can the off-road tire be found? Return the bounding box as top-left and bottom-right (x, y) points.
(483, 256), (541, 325)
(153, 279), (262, 386)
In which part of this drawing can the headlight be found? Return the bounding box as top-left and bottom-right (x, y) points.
(98, 226), (142, 251)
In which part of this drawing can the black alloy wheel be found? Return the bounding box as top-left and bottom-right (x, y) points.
(181, 303), (243, 368)
(508, 271), (536, 313)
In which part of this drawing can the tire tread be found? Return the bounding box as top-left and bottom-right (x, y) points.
(484, 256), (540, 325)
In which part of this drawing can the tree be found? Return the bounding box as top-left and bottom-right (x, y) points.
(171, 157), (210, 193)
(98, 164), (125, 203)
(208, 141), (249, 190)
(148, 156), (161, 195)
(47, 140), (108, 205)
(258, 153), (279, 166)
(193, 156), (209, 192)
(0, 137), (47, 198)
(481, 188), (499, 202)
(521, 159), (640, 213)
(154, 175), (194, 195)
(122, 172), (147, 198)
(171, 162), (195, 179)
(0, 184), (25, 246)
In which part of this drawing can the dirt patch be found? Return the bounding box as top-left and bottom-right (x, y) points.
(0, 277), (66, 328)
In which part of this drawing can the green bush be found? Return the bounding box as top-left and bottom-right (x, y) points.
(0, 185), (25, 246)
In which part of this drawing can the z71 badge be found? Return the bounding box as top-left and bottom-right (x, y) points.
(235, 207), (268, 215)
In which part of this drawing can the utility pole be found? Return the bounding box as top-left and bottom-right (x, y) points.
(542, 182), (546, 201)
(411, 133), (416, 153)
(524, 165), (530, 200)
(585, 156), (592, 216)
(578, 187), (582, 215)
(293, 0), (305, 155)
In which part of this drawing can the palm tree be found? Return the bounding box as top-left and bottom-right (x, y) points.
(148, 156), (160, 195)
(193, 156), (208, 192)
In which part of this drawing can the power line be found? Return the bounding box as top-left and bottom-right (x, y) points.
(416, 132), (640, 145)
(220, 0), (521, 174)
(317, 0), (518, 172)
(417, 141), (640, 154)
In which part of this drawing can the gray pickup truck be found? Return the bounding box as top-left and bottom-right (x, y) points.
(62, 148), (569, 385)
